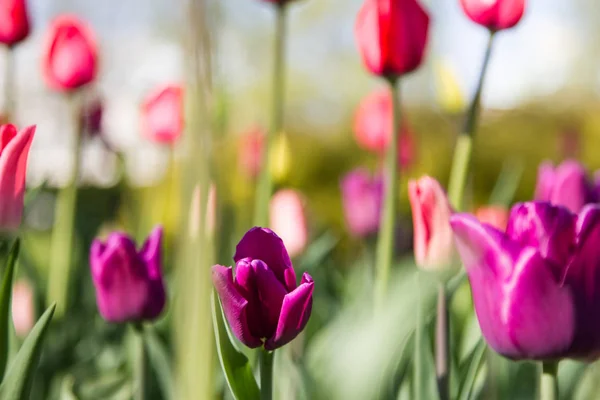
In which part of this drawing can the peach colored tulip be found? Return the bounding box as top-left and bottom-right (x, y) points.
(475, 205), (508, 231)
(270, 189), (307, 258)
(11, 279), (34, 337)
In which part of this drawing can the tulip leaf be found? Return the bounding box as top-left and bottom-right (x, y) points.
(144, 326), (174, 400)
(488, 158), (524, 207)
(298, 231), (338, 271)
(211, 291), (260, 400)
(457, 338), (487, 400)
(0, 239), (20, 381)
(0, 303), (56, 399)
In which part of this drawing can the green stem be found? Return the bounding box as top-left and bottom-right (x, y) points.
(447, 32), (495, 210)
(133, 324), (147, 400)
(414, 274), (423, 400)
(253, 3), (287, 227)
(540, 362), (558, 400)
(4, 46), (13, 122)
(374, 77), (401, 305)
(260, 349), (275, 400)
(435, 283), (449, 400)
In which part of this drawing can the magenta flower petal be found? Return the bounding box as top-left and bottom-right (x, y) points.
(212, 265), (262, 348)
(534, 160), (596, 213)
(265, 273), (314, 351)
(139, 226), (166, 319)
(234, 227), (297, 291)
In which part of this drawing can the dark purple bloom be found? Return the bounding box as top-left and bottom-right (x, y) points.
(90, 226), (166, 323)
(451, 202), (600, 361)
(212, 227), (314, 350)
(340, 168), (383, 237)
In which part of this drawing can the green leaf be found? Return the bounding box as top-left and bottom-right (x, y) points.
(488, 159), (524, 206)
(0, 303), (56, 399)
(24, 181), (47, 213)
(298, 231), (338, 271)
(211, 291), (259, 400)
(0, 239), (20, 381)
(144, 327), (174, 399)
(457, 338), (487, 400)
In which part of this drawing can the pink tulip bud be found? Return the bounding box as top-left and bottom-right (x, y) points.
(408, 176), (456, 270)
(11, 279), (34, 337)
(141, 84), (184, 145)
(460, 0), (525, 31)
(238, 126), (265, 178)
(475, 205), (508, 231)
(341, 169), (383, 238)
(0, 0), (30, 47)
(270, 189), (308, 258)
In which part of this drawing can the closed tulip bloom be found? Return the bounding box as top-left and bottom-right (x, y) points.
(534, 160), (597, 213)
(270, 189), (308, 258)
(0, 124), (35, 232)
(460, 0), (525, 31)
(42, 15), (97, 92)
(341, 169), (383, 237)
(355, 0), (430, 78)
(451, 202), (600, 360)
(409, 176), (455, 270)
(141, 84), (184, 145)
(11, 279), (34, 337)
(90, 226), (166, 323)
(0, 0), (29, 47)
(212, 227), (314, 350)
(475, 205), (508, 231)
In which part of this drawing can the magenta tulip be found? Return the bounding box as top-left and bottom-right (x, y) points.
(0, 0), (29, 47)
(341, 169), (383, 238)
(460, 0), (525, 31)
(141, 84), (184, 145)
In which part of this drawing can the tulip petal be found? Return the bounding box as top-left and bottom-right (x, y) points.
(234, 227), (297, 291)
(139, 225), (166, 319)
(265, 273), (314, 350)
(553, 161), (592, 213)
(212, 265), (262, 348)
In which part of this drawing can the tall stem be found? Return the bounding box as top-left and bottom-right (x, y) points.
(4, 47), (14, 122)
(260, 349), (275, 400)
(540, 362), (558, 400)
(435, 283), (449, 400)
(253, 4), (287, 227)
(47, 93), (82, 317)
(133, 325), (147, 400)
(447, 32), (495, 210)
(374, 77), (401, 305)
(414, 273), (423, 400)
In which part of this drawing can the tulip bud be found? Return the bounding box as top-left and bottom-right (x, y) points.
(238, 126), (265, 178)
(0, 124), (35, 232)
(475, 205), (508, 231)
(355, 0), (430, 78)
(408, 176), (456, 270)
(340, 168), (383, 237)
(212, 227), (314, 350)
(11, 279), (34, 337)
(90, 226), (166, 323)
(141, 84), (184, 145)
(270, 189), (308, 258)
(0, 0), (29, 47)
(460, 0), (525, 31)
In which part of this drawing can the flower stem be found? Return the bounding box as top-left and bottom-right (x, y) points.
(4, 46), (14, 122)
(435, 283), (449, 400)
(259, 349), (275, 400)
(133, 324), (147, 400)
(414, 273), (424, 400)
(447, 32), (495, 210)
(253, 3), (287, 227)
(540, 362), (558, 400)
(374, 77), (401, 306)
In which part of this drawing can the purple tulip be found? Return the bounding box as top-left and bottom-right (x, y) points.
(340, 168), (383, 237)
(212, 227), (314, 350)
(534, 160), (597, 213)
(90, 226), (166, 323)
(451, 201), (600, 360)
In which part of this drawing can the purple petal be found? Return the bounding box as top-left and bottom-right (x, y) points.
(234, 227), (297, 291)
(534, 161), (555, 202)
(139, 226), (166, 319)
(552, 161), (592, 213)
(212, 265), (262, 348)
(265, 273), (314, 350)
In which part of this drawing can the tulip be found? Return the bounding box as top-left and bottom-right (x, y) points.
(11, 279), (34, 337)
(141, 84), (184, 145)
(534, 160), (597, 214)
(0, 124), (35, 232)
(408, 176), (455, 270)
(0, 0), (29, 47)
(270, 189), (307, 258)
(42, 15), (97, 92)
(238, 126), (265, 178)
(340, 169), (383, 237)
(451, 201), (600, 360)
(90, 226), (166, 323)
(354, 0), (430, 78)
(212, 227), (314, 350)
(460, 0), (525, 31)
(475, 205), (508, 231)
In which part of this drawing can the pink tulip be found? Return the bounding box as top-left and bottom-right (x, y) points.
(270, 189), (308, 258)
(0, 0), (30, 47)
(475, 205), (508, 231)
(408, 176), (455, 269)
(460, 0), (525, 31)
(11, 279), (34, 337)
(141, 84), (184, 145)
(340, 168), (383, 237)
(238, 126), (265, 178)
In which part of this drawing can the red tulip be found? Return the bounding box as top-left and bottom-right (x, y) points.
(42, 15), (97, 92)
(355, 0), (430, 78)
(460, 0), (525, 31)
(0, 0), (29, 47)
(141, 84), (184, 145)
(238, 126), (265, 178)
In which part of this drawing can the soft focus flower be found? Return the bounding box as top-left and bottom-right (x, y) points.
(451, 202), (600, 360)
(433, 60), (465, 114)
(0, 0), (29, 47)
(269, 134), (292, 183)
(42, 15), (97, 92)
(460, 0), (525, 31)
(475, 205), (508, 231)
(354, 0), (430, 78)
(341, 168), (383, 237)
(270, 189), (308, 258)
(11, 279), (34, 337)
(354, 88), (414, 168)
(141, 84), (184, 145)
(534, 160), (597, 214)
(408, 176), (455, 270)
(90, 226), (166, 323)
(81, 96), (103, 137)
(0, 124), (35, 232)
(238, 126), (265, 178)
(212, 227), (314, 350)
